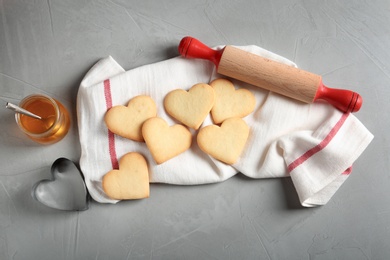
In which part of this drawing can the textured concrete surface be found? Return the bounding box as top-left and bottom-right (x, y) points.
(0, 0), (388, 259)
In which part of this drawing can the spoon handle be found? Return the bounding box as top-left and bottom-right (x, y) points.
(5, 102), (42, 120)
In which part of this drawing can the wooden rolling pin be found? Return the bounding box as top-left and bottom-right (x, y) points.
(178, 36), (362, 113)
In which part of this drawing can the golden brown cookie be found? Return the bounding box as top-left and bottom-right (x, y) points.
(104, 95), (157, 142)
(164, 83), (215, 129)
(142, 117), (192, 164)
(210, 78), (256, 124)
(102, 152), (150, 200)
(197, 117), (250, 165)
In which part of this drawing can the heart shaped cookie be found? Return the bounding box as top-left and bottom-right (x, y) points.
(32, 158), (88, 211)
(210, 78), (256, 124)
(197, 117), (250, 165)
(105, 95), (157, 142)
(164, 83), (215, 129)
(102, 152), (150, 200)
(142, 117), (192, 164)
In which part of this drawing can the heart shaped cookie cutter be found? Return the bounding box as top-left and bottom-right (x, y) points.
(32, 158), (89, 211)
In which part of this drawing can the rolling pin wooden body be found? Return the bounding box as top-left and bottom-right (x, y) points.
(179, 36), (362, 113)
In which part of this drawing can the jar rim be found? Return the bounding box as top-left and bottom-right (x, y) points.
(15, 94), (61, 138)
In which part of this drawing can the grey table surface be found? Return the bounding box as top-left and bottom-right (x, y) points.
(0, 0), (388, 259)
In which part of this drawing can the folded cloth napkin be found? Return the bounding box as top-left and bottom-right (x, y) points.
(77, 45), (373, 207)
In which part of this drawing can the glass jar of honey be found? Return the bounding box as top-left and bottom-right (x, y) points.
(16, 94), (70, 144)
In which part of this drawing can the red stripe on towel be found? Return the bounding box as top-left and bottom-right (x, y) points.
(104, 79), (119, 169)
(287, 113), (350, 173)
(343, 166), (352, 175)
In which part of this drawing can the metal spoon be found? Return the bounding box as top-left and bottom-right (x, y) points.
(5, 102), (42, 120)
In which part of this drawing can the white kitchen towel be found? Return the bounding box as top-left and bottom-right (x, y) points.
(77, 45), (373, 207)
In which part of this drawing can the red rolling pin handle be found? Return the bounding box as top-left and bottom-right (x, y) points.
(178, 36), (362, 113)
(178, 36), (223, 67)
(315, 83), (362, 113)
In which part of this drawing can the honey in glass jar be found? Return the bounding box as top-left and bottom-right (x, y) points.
(16, 94), (70, 144)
